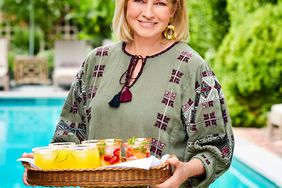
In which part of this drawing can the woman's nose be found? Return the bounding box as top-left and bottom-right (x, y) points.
(142, 2), (154, 19)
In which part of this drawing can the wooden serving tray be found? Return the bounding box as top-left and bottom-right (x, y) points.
(23, 162), (172, 187)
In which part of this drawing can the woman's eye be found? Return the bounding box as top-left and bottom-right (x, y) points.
(133, 0), (145, 3)
(155, 1), (167, 6)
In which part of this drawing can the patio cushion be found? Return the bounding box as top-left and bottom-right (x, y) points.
(53, 40), (89, 87)
(0, 68), (7, 76)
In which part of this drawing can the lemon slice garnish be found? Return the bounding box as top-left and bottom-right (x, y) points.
(55, 149), (70, 162)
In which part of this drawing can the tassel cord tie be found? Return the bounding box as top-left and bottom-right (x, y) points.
(109, 55), (146, 108)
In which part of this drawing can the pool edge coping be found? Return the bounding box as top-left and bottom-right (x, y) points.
(0, 91), (68, 98)
(234, 133), (282, 187)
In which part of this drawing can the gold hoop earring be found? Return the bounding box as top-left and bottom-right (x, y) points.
(164, 24), (177, 40)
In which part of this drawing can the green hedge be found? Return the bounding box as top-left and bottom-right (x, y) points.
(227, 0), (280, 25)
(214, 3), (282, 127)
(187, 0), (230, 59)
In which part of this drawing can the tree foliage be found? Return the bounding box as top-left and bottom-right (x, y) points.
(227, 0), (281, 25)
(215, 2), (282, 127)
(187, 0), (230, 60)
(1, 0), (115, 51)
(70, 0), (115, 47)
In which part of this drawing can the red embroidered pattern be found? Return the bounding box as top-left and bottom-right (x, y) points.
(183, 98), (194, 112)
(150, 138), (165, 157)
(201, 100), (214, 109)
(96, 47), (109, 56)
(222, 109), (228, 123)
(177, 51), (193, 63)
(85, 107), (91, 122)
(220, 145), (230, 158)
(155, 113), (170, 131)
(88, 86), (98, 99)
(203, 112), (217, 127)
(188, 123), (197, 132)
(202, 70), (215, 77)
(70, 102), (78, 114)
(201, 154), (211, 165)
(93, 65), (106, 78)
(162, 90), (176, 107)
(214, 80), (222, 91)
(201, 81), (212, 98)
(169, 69), (183, 84)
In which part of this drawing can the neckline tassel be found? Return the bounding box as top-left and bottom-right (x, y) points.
(120, 87), (132, 102)
(108, 92), (121, 108)
(109, 55), (146, 108)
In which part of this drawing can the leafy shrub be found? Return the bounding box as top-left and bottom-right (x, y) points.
(11, 27), (43, 55)
(227, 0), (280, 25)
(214, 3), (282, 127)
(71, 0), (115, 47)
(37, 49), (54, 79)
(187, 0), (230, 59)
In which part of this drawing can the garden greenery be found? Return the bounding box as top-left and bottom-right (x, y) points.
(187, 0), (230, 59)
(215, 2), (282, 127)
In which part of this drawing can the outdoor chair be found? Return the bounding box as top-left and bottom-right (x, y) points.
(267, 103), (282, 139)
(53, 40), (89, 88)
(0, 38), (9, 91)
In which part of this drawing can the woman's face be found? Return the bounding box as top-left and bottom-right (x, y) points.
(126, 0), (175, 41)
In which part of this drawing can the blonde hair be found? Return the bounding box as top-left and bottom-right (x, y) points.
(112, 0), (189, 42)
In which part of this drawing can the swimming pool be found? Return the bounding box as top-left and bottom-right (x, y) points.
(0, 97), (280, 188)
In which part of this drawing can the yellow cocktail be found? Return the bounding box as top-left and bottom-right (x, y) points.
(49, 142), (75, 169)
(53, 148), (73, 169)
(70, 145), (100, 169)
(33, 147), (56, 170)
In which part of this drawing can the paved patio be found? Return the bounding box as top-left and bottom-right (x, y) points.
(234, 127), (282, 157)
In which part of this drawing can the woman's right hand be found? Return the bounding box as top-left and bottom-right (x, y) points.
(21, 152), (33, 186)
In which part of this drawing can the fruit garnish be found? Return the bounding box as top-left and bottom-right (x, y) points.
(97, 142), (106, 156)
(126, 149), (134, 158)
(113, 148), (120, 157)
(104, 155), (112, 162)
(55, 149), (70, 162)
(109, 156), (119, 164)
(127, 136), (136, 145)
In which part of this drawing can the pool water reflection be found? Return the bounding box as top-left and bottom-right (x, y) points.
(0, 98), (279, 188)
(0, 98), (64, 188)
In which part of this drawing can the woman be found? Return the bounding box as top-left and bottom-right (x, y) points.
(23, 0), (234, 187)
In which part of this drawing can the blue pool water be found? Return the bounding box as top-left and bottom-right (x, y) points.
(0, 98), (279, 188)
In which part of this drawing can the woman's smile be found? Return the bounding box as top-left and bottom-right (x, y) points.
(126, 0), (173, 41)
(138, 20), (157, 27)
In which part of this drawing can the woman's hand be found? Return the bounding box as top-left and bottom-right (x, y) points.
(21, 152), (33, 186)
(154, 156), (205, 188)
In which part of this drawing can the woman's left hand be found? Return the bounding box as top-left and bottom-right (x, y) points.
(154, 156), (205, 188)
(154, 156), (188, 188)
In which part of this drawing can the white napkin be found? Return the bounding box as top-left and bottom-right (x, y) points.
(106, 154), (170, 170)
(17, 158), (40, 169)
(17, 154), (170, 170)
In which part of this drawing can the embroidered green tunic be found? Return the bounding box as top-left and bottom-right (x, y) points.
(52, 41), (234, 187)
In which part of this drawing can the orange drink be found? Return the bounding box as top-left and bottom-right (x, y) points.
(32, 146), (56, 170)
(124, 138), (151, 161)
